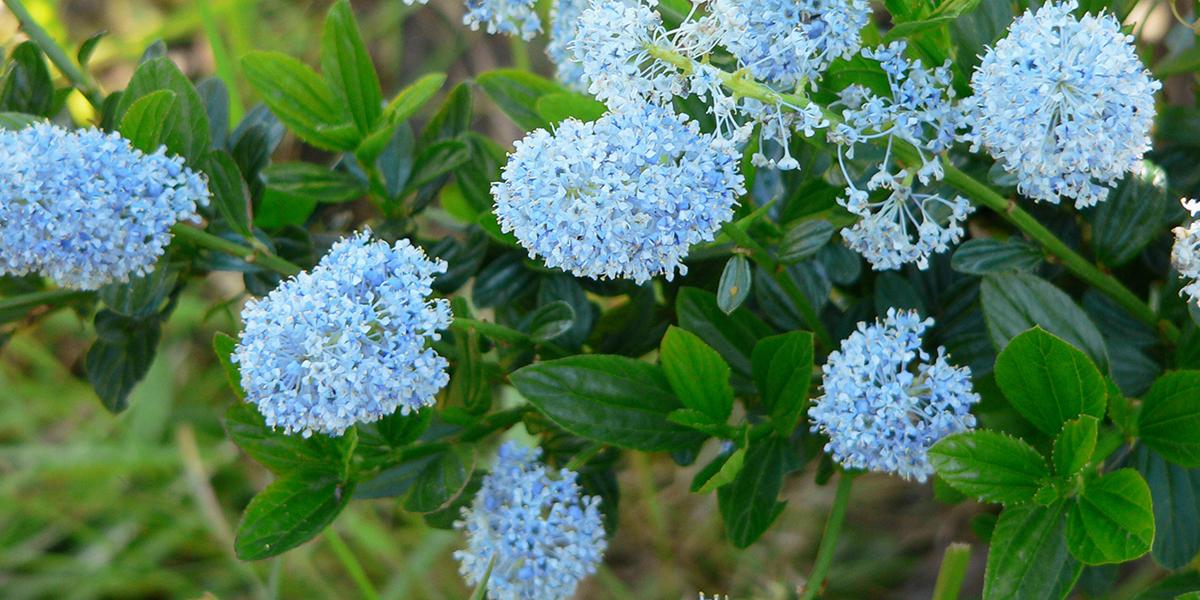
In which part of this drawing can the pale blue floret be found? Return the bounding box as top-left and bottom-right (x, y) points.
(492, 102), (745, 283)
(809, 309), (979, 482)
(233, 232), (451, 437)
(400, 0), (540, 39)
(710, 0), (870, 89)
(546, 0), (591, 90)
(965, 0), (1159, 208)
(571, 0), (684, 107)
(454, 442), (607, 600)
(0, 123), (207, 290)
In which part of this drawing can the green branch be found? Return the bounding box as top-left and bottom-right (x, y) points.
(170, 224), (303, 277)
(801, 471), (855, 600)
(3, 0), (105, 109)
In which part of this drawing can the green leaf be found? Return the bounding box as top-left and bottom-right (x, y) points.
(779, 219), (834, 264)
(1090, 162), (1168, 267)
(354, 455), (435, 500)
(697, 445), (746, 493)
(241, 51), (355, 151)
(263, 163), (367, 204)
(1130, 445), (1200, 569)
(404, 446), (475, 513)
(117, 89), (177, 153)
(951, 238), (1043, 276)
(406, 139), (471, 191)
(116, 57), (212, 164)
(0, 111), (42, 130)
(454, 132), (506, 215)
(98, 261), (176, 319)
(981, 272), (1108, 370)
(383, 72), (446, 124)
(526, 301), (575, 343)
(751, 331), (814, 437)
(77, 31), (106, 67)
(660, 326), (734, 423)
(419, 83), (472, 145)
(1053, 416), (1099, 476)
(993, 327), (1107, 436)
(321, 0), (382, 135)
(983, 502), (1082, 600)
(717, 255), (752, 315)
(1139, 371), (1200, 467)
(223, 403), (354, 475)
(717, 436), (788, 548)
(928, 430), (1050, 505)
(676, 287), (773, 390)
(0, 42), (53, 116)
(1066, 469), (1155, 565)
(510, 355), (707, 451)
(883, 15), (958, 43)
(213, 332), (243, 399)
(448, 327), (490, 413)
(535, 92), (607, 124)
(85, 310), (161, 413)
(234, 470), (353, 560)
(204, 150), (253, 237)
(476, 69), (564, 131)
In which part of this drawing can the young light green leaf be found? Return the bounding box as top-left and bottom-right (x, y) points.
(993, 327), (1107, 436)
(241, 51), (356, 151)
(928, 430), (1050, 505)
(321, 0), (382, 135)
(983, 502), (1082, 600)
(1053, 416), (1099, 476)
(535, 92), (607, 124)
(235, 470), (353, 560)
(660, 326), (734, 423)
(384, 72), (447, 124)
(677, 287), (773, 390)
(1066, 468), (1155, 565)
(696, 445), (746, 493)
(751, 331), (814, 437)
(118, 89), (177, 153)
(1138, 370), (1200, 467)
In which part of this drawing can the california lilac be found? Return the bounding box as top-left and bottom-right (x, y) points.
(1172, 199), (1200, 306)
(0, 123), (206, 290)
(709, 0), (871, 89)
(809, 309), (979, 482)
(546, 0), (591, 89)
(571, 0), (684, 107)
(839, 172), (973, 271)
(399, 0), (540, 39)
(966, 0), (1159, 208)
(493, 102), (745, 283)
(455, 442), (606, 600)
(233, 232), (451, 437)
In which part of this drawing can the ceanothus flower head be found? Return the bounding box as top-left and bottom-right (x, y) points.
(464, 0), (541, 39)
(0, 123), (207, 290)
(1172, 199), (1200, 306)
(233, 232), (451, 437)
(809, 309), (979, 482)
(455, 442), (607, 600)
(571, 0), (684, 107)
(493, 102), (745, 283)
(710, 0), (871, 89)
(966, 0), (1159, 208)
(546, 0), (593, 90)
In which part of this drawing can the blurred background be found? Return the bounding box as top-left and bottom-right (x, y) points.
(0, 1), (1188, 598)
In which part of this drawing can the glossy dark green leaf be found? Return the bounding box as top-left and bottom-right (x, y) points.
(354, 455), (435, 500)
(407, 139), (471, 191)
(116, 57), (212, 164)
(419, 83), (472, 145)
(117, 89), (176, 153)
(717, 436), (788, 548)
(472, 253), (535, 308)
(204, 150), (253, 237)
(929, 430), (1050, 505)
(983, 502), (1081, 600)
(1130, 445), (1200, 569)
(213, 331), (243, 399)
(779, 219), (833, 264)
(241, 51), (355, 151)
(404, 445), (475, 513)
(676, 287), (773, 388)
(449, 327), (490, 414)
(320, 0), (382, 135)
(0, 42), (53, 116)
(196, 78), (230, 149)
(717, 255), (752, 314)
(263, 162), (367, 204)
(660, 326), (734, 423)
(455, 133), (506, 215)
(476, 69), (563, 131)
(235, 470), (353, 560)
(383, 72), (446, 124)
(1053, 416), (1099, 477)
(883, 15), (958, 42)
(537, 274), (595, 350)
(223, 403), (354, 475)
(85, 310), (161, 413)
(873, 272), (925, 316)
(951, 238), (1043, 276)
(1139, 371), (1200, 467)
(510, 355), (706, 451)
(981, 272), (1108, 370)
(527, 301), (576, 343)
(1066, 468), (1155, 565)
(1091, 161), (1167, 267)
(98, 261), (175, 319)
(994, 327), (1107, 436)
(751, 331), (814, 437)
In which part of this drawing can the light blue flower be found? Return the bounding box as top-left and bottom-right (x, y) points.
(571, 0), (683, 107)
(709, 0), (870, 89)
(455, 442), (607, 600)
(1173, 199), (1200, 306)
(0, 123), (207, 290)
(233, 232), (451, 437)
(546, 0), (591, 90)
(809, 309), (979, 482)
(464, 0), (541, 39)
(492, 102), (745, 283)
(965, 0), (1159, 208)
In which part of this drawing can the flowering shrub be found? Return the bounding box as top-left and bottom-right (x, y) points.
(3, 0), (1200, 597)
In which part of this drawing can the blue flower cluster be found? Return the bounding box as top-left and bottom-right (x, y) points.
(401, 0), (540, 39)
(572, 0), (682, 107)
(546, 0), (591, 90)
(809, 309), (979, 482)
(966, 1), (1159, 208)
(455, 442), (607, 600)
(233, 232), (451, 437)
(1173, 199), (1200, 306)
(492, 102), (745, 283)
(828, 43), (972, 271)
(709, 0), (870, 89)
(0, 123), (207, 290)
